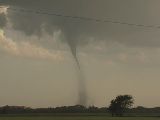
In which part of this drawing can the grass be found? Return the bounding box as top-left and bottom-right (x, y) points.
(0, 116), (159, 120)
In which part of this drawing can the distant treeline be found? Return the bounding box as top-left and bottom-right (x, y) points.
(0, 105), (160, 115)
(0, 105), (106, 114)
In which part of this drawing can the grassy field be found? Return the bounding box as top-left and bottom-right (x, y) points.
(0, 116), (159, 120)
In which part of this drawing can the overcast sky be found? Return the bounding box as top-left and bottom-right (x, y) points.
(0, 0), (160, 108)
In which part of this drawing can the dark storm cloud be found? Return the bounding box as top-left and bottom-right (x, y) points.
(1, 0), (160, 48)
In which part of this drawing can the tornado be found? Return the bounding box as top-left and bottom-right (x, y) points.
(67, 40), (87, 106)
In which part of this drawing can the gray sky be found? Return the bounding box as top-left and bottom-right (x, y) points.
(0, 0), (160, 108)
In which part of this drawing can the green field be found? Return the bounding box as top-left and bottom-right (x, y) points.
(0, 117), (159, 120)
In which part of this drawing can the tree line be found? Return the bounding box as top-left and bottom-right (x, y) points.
(0, 95), (159, 117)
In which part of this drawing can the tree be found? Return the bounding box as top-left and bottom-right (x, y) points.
(108, 95), (134, 117)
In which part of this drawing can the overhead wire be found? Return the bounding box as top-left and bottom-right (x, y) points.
(0, 6), (160, 29)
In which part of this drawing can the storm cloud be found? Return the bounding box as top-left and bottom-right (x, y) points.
(1, 0), (160, 48)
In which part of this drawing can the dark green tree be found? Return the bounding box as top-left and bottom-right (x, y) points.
(108, 95), (134, 117)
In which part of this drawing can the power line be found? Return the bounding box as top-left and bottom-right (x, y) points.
(1, 6), (160, 29)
